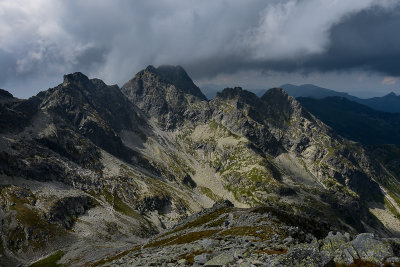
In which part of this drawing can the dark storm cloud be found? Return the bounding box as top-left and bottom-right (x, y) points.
(1, 0), (400, 97)
(0, 50), (17, 85)
(186, 4), (400, 79)
(304, 6), (400, 76)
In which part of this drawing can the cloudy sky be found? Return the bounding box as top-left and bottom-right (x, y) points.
(1, 0), (400, 98)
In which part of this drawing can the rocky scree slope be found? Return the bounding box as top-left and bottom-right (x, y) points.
(100, 201), (400, 266)
(0, 65), (400, 266)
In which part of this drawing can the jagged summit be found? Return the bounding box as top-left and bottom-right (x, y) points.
(62, 72), (91, 87)
(154, 65), (207, 100)
(216, 86), (258, 100)
(121, 65), (209, 129)
(61, 72), (117, 91)
(214, 86), (270, 123)
(261, 87), (294, 102)
(35, 73), (146, 163)
(261, 87), (312, 121)
(63, 71), (89, 81)
(128, 65), (207, 100)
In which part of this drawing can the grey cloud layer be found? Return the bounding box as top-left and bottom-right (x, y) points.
(0, 0), (399, 96)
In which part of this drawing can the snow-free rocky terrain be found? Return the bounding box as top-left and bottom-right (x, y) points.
(1, 65), (400, 266)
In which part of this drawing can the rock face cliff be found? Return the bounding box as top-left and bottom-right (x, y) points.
(1, 65), (400, 266)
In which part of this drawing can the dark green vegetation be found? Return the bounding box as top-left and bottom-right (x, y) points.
(298, 96), (400, 145)
(28, 250), (65, 267)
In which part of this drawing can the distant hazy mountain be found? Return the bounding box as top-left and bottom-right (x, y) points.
(280, 84), (400, 113)
(281, 84), (355, 99)
(298, 96), (400, 145)
(359, 92), (400, 113)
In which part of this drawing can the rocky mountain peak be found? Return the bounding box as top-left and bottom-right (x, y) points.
(144, 64), (207, 100)
(214, 87), (266, 114)
(62, 72), (91, 88)
(145, 64), (157, 72)
(0, 89), (13, 98)
(261, 87), (311, 120)
(216, 87), (246, 99)
(156, 65), (206, 100)
(261, 87), (292, 101)
(121, 65), (209, 129)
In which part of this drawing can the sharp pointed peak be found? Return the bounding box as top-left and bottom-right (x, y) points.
(216, 87), (255, 99)
(215, 87), (264, 108)
(127, 64), (207, 101)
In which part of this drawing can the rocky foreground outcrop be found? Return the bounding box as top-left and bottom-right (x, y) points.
(97, 202), (400, 266)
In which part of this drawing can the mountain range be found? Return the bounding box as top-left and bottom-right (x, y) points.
(280, 84), (400, 113)
(1, 66), (400, 266)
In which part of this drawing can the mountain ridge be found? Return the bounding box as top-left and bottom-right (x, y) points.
(1, 66), (400, 266)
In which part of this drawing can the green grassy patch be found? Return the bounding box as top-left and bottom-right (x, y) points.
(160, 207), (232, 238)
(323, 178), (359, 199)
(219, 226), (275, 241)
(28, 250), (65, 267)
(99, 189), (141, 219)
(248, 168), (266, 183)
(144, 230), (219, 248)
(198, 186), (221, 201)
(387, 190), (400, 208)
(180, 208), (232, 230)
(206, 218), (226, 228)
(112, 193), (139, 218)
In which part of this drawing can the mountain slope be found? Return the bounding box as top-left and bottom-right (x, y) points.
(360, 92), (400, 113)
(1, 66), (400, 266)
